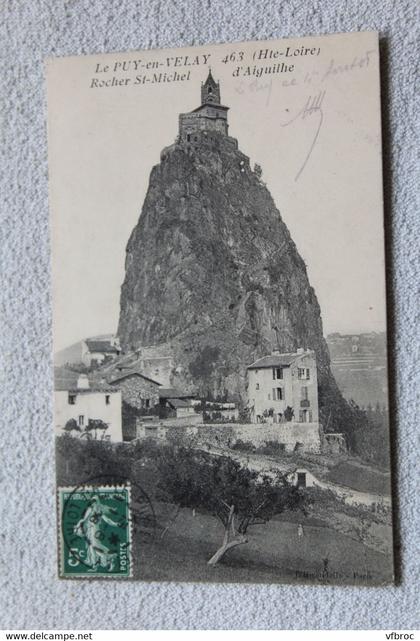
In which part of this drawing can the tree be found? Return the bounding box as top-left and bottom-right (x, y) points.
(155, 444), (308, 565)
(352, 400), (390, 467)
(64, 418), (79, 432)
(238, 406), (250, 423)
(284, 406), (294, 422)
(86, 418), (109, 440)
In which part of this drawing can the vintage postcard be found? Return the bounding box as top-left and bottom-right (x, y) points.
(47, 31), (394, 584)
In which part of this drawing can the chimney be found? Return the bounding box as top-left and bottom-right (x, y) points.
(77, 374), (90, 390)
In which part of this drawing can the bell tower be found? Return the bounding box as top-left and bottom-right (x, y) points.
(176, 71), (231, 142)
(201, 70), (221, 105)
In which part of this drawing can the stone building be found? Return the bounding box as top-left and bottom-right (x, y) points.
(158, 387), (198, 419)
(117, 355), (174, 387)
(247, 348), (319, 425)
(108, 369), (161, 411)
(54, 373), (122, 442)
(179, 70), (229, 139)
(160, 70), (244, 161)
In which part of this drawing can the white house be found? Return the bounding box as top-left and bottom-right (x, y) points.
(81, 335), (121, 367)
(247, 348), (319, 425)
(54, 374), (123, 442)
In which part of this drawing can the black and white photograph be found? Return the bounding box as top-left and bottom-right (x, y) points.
(47, 31), (394, 585)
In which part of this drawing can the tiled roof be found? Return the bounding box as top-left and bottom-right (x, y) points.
(192, 103), (229, 113)
(158, 387), (195, 399)
(85, 339), (119, 354)
(247, 352), (309, 369)
(108, 369), (161, 386)
(60, 387), (119, 393)
(54, 370), (117, 392)
(167, 398), (192, 409)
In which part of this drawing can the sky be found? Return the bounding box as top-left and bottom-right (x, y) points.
(47, 32), (388, 352)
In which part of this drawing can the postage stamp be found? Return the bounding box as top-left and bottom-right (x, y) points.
(58, 484), (132, 578)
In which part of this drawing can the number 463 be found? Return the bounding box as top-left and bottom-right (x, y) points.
(221, 52), (244, 63)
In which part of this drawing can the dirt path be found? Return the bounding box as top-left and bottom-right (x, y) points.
(199, 444), (391, 510)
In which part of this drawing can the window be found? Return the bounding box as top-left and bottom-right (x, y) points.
(272, 387), (283, 401)
(145, 398), (150, 409)
(68, 394), (76, 405)
(301, 386), (308, 400)
(299, 410), (310, 423)
(298, 368), (310, 380)
(186, 134), (191, 141)
(297, 472), (306, 488)
(105, 395), (110, 405)
(256, 383), (260, 390)
(272, 367), (283, 380)
(78, 415), (84, 427)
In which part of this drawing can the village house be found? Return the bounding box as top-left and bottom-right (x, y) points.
(107, 370), (201, 438)
(108, 368), (162, 411)
(106, 368), (163, 440)
(81, 335), (121, 367)
(135, 388), (202, 441)
(158, 388), (199, 421)
(247, 348), (319, 425)
(54, 373), (122, 442)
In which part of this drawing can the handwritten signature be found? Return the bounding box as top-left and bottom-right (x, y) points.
(280, 90), (326, 182)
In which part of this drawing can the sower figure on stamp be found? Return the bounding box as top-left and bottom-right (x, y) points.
(74, 495), (120, 570)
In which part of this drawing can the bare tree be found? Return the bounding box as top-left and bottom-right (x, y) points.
(155, 445), (308, 565)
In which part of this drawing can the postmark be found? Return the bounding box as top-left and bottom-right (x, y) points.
(59, 484), (132, 578)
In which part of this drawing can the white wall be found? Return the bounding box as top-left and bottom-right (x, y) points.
(54, 390), (122, 442)
(176, 406), (195, 418)
(247, 352), (319, 424)
(248, 366), (293, 421)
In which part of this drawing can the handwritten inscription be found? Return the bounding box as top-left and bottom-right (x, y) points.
(280, 90), (326, 182)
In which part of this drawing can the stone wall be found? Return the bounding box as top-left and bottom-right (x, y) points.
(134, 418), (321, 453)
(237, 422), (321, 453)
(196, 422), (321, 453)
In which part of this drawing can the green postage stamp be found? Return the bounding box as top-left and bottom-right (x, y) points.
(58, 485), (132, 578)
